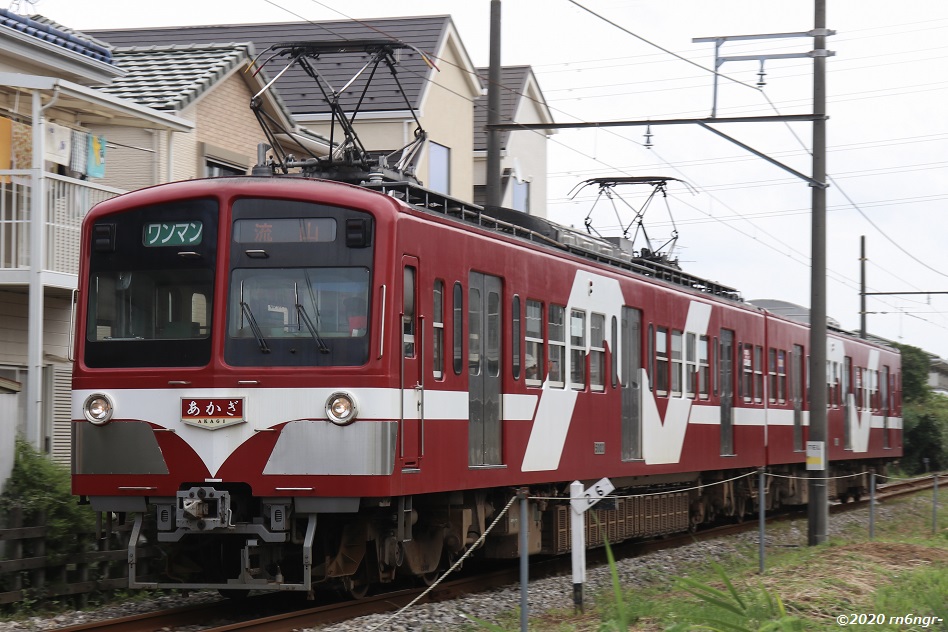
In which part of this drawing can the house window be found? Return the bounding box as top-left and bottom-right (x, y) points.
(206, 160), (245, 177)
(511, 179), (530, 212)
(428, 142), (450, 194)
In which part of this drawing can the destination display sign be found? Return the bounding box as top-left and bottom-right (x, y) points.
(144, 221), (204, 247)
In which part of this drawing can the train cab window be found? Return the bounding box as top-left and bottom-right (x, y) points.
(512, 295), (521, 380)
(453, 282), (463, 375)
(655, 327), (668, 397)
(699, 335), (710, 399)
(570, 309), (586, 390)
(671, 330), (683, 397)
(525, 300), (544, 386)
(685, 332), (696, 399)
(754, 346), (763, 404)
(403, 267), (416, 358)
(590, 313), (605, 392)
(433, 280), (444, 379)
(548, 304), (566, 388)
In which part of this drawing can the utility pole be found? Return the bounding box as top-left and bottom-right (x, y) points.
(485, 0), (503, 211)
(807, 0), (829, 546)
(860, 236), (867, 339)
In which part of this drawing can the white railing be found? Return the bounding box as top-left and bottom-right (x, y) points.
(0, 171), (125, 275)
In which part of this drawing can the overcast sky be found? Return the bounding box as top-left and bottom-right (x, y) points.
(26, 0), (948, 359)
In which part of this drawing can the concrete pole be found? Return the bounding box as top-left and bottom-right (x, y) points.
(485, 0), (503, 211)
(859, 236), (867, 339)
(807, 0), (830, 546)
(26, 88), (47, 450)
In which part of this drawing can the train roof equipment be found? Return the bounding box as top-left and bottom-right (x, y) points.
(247, 40), (741, 302)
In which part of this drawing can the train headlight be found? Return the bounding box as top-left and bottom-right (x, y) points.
(326, 391), (358, 426)
(83, 393), (114, 425)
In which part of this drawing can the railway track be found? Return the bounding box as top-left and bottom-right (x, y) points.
(50, 472), (946, 632)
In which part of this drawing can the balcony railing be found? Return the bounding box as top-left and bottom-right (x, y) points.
(0, 171), (125, 277)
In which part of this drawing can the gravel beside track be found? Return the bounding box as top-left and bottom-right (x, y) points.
(0, 500), (912, 632)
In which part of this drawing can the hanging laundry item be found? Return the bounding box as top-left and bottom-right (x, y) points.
(69, 129), (87, 175)
(86, 133), (106, 178)
(45, 122), (72, 166)
(0, 117), (11, 173)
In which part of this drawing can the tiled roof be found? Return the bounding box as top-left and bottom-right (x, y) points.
(1, 10), (113, 63)
(99, 43), (255, 111)
(473, 65), (531, 152)
(88, 16), (451, 116)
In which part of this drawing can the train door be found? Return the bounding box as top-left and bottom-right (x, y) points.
(621, 306), (643, 461)
(719, 329), (735, 455)
(468, 272), (503, 466)
(792, 344), (804, 451)
(401, 259), (422, 469)
(882, 365), (890, 449)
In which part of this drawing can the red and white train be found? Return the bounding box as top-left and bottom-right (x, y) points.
(71, 171), (901, 596)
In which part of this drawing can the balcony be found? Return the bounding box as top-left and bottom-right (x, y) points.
(0, 170), (124, 288)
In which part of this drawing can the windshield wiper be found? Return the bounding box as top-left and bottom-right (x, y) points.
(296, 303), (330, 354)
(239, 301), (271, 353)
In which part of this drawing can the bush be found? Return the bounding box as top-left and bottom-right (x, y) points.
(0, 439), (94, 562)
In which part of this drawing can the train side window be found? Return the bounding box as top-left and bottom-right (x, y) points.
(433, 280), (444, 379)
(590, 312), (605, 392)
(685, 332), (696, 399)
(403, 267), (416, 358)
(778, 350), (787, 404)
(844, 356), (852, 406)
(768, 348), (777, 404)
(712, 336), (718, 397)
(569, 309), (586, 390)
(487, 290), (500, 378)
(611, 316), (618, 388)
(525, 299), (543, 386)
(754, 345), (763, 404)
(671, 330), (683, 397)
(469, 286), (482, 376)
(698, 335), (710, 399)
(740, 343), (752, 403)
(655, 327), (668, 397)
(453, 282), (463, 375)
(548, 304), (566, 388)
(647, 324), (654, 392)
(512, 295), (521, 380)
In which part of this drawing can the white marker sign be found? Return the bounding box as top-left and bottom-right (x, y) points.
(571, 477), (616, 514)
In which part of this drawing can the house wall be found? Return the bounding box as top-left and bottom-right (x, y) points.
(91, 126), (160, 191)
(0, 289), (72, 451)
(503, 93), (549, 218)
(419, 35), (476, 202)
(194, 71), (267, 173)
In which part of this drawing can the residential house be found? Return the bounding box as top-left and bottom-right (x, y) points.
(0, 10), (295, 464)
(88, 17), (486, 202)
(0, 9), (193, 461)
(473, 65), (554, 217)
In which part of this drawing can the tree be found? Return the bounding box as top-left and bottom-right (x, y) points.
(894, 343), (930, 403)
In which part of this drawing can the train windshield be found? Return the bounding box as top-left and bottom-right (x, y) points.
(226, 266), (370, 366)
(224, 198), (375, 367)
(83, 199), (218, 368)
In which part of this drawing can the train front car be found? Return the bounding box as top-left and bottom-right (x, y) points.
(72, 177), (402, 596)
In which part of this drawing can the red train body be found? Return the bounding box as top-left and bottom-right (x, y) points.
(71, 175), (901, 595)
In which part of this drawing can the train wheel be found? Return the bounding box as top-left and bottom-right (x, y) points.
(419, 570), (440, 587)
(218, 589), (251, 600)
(341, 576), (369, 600)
